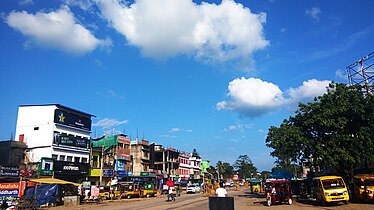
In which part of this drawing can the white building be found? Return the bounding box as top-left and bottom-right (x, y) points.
(189, 155), (202, 181)
(15, 104), (94, 180)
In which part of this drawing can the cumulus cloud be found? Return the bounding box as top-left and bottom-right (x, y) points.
(93, 118), (128, 129)
(305, 7), (321, 21)
(217, 77), (331, 117)
(287, 79), (330, 99)
(6, 6), (110, 54)
(95, 0), (268, 69)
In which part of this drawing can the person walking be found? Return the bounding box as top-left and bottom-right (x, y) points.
(215, 183), (228, 197)
(168, 187), (175, 202)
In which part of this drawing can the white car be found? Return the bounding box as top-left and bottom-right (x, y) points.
(186, 184), (200, 193)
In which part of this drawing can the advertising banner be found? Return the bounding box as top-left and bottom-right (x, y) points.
(54, 161), (89, 176)
(0, 182), (19, 204)
(53, 133), (89, 149)
(54, 109), (91, 131)
(0, 166), (19, 177)
(103, 169), (114, 177)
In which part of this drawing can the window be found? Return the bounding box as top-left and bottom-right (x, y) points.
(67, 156), (73, 162)
(59, 155), (65, 161)
(52, 154), (58, 160)
(81, 157), (88, 163)
(74, 157), (80, 163)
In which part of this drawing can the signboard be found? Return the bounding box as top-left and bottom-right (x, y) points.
(140, 172), (149, 176)
(117, 171), (128, 177)
(54, 109), (91, 131)
(54, 161), (89, 176)
(0, 182), (19, 204)
(0, 166), (19, 177)
(103, 169), (114, 177)
(39, 158), (54, 176)
(53, 133), (89, 148)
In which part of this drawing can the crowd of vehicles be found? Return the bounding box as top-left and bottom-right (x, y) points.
(247, 173), (374, 207)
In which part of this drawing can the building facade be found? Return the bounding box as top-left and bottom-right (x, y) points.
(14, 104), (94, 182)
(131, 139), (150, 176)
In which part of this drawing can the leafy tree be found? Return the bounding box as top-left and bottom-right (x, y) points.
(206, 166), (217, 180)
(216, 161), (234, 180)
(266, 83), (374, 183)
(233, 155), (257, 179)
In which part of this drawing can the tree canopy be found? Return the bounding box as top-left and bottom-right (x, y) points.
(233, 154), (257, 179)
(266, 83), (374, 181)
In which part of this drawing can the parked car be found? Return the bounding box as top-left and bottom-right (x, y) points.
(186, 183), (200, 193)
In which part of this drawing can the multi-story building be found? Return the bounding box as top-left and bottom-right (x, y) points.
(150, 144), (179, 180)
(14, 104), (94, 182)
(189, 154), (202, 182)
(90, 134), (131, 185)
(131, 139), (150, 176)
(177, 152), (190, 182)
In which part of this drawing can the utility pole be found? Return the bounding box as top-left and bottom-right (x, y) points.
(99, 136), (106, 186)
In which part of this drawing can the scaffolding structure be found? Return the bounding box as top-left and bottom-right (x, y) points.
(346, 52), (374, 94)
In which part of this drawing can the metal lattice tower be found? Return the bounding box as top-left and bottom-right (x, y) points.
(346, 52), (374, 94)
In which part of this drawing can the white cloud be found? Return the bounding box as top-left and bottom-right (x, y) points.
(169, 128), (181, 133)
(93, 118), (128, 129)
(217, 77), (286, 117)
(305, 7), (321, 21)
(6, 6), (110, 54)
(95, 0), (268, 69)
(19, 0), (33, 6)
(169, 127), (192, 133)
(217, 77), (331, 117)
(224, 123), (252, 132)
(335, 69), (347, 81)
(287, 79), (330, 99)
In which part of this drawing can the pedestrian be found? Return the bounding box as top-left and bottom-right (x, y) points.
(1, 200), (9, 210)
(168, 186), (175, 202)
(215, 183), (228, 197)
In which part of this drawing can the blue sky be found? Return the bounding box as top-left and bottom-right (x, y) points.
(0, 0), (373, 172)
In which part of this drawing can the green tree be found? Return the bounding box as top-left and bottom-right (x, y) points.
(233, 155), (257, 179)
(266, 83), (374, 183)
(216, 161), (234, 180)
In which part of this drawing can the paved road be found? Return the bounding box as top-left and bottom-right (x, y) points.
(53, 187), (373, 210)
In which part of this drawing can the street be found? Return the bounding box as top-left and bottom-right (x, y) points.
(52, 187), (373, 210)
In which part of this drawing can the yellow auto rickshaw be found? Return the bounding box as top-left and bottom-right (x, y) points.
(250, 179), (262, 193)
(352, 174), (374, 203)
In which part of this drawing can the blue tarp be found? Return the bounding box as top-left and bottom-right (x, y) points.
(24, 184), (61, 206)
(270, 170), (296, 180)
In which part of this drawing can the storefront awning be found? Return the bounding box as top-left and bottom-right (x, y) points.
(28, 178), (81, 186)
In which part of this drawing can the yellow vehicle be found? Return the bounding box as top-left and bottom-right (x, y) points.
(313, 176), (349, 205)
(352, 174), (374, 202)
(142, 183), (157, 198)
(249, 179), (262, 193)
(99, 186), (111, 200)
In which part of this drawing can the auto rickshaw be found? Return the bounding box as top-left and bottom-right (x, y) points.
(352, 174), (374, 203)
(265, 179), (293, 206)
(249, 179), (262, 193)
(99, 186), (111, 200)
(125, 183), (141, 199)
(142, 183), (158, 198)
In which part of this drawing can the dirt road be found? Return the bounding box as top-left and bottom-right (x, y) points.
(51, 187), (373, 210)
